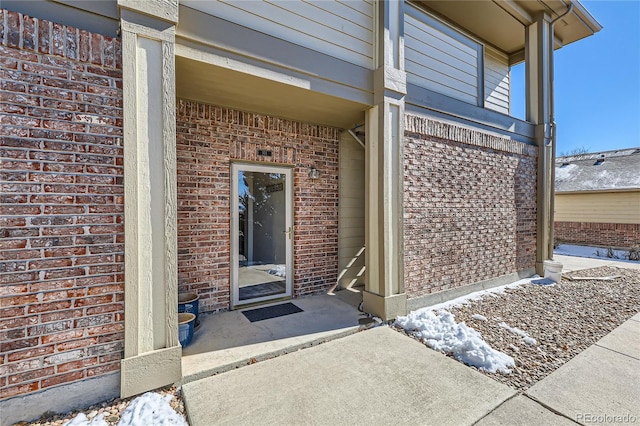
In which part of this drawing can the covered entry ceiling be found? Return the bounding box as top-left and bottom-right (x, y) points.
(175, 55), (368, 129)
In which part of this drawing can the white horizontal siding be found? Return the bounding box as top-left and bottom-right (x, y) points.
(181, 0), (374, 68)
(405, 5), (480, 105)
(484, 47), (510, 115)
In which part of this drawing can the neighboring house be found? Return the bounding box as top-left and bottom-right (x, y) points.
(0, 0), (600, 423)
(555, 148), (640, 250)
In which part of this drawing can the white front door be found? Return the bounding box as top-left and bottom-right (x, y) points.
(231, 163), (293, 307)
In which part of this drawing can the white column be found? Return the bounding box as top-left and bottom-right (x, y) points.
(118, 0), (180, 398)
(363, 0), (407, 320)
(525, 12), (554, 275)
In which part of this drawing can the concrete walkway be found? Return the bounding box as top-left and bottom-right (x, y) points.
(554, 254), (640, 271)
(525, 314), (640, 425)
(182, 258), (639, 425)
(183, 326), (518, 426)
(183, 314), (640, 425)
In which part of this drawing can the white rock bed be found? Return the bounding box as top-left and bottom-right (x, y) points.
(396, 266), (640, 391)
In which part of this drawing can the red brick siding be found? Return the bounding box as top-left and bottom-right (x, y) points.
(0, 10), (123, 399)
(176, 100), (339, 313)
(555, 222), (640, 249)
(403, 115), (537, 298)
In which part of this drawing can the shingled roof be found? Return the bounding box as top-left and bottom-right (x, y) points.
(555, 148), (640, 193)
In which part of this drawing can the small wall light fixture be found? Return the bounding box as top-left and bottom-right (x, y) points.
(308, 166), (319, 179)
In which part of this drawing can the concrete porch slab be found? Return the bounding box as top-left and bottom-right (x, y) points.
(182, 326), (516, 426)
(180, 294), (363, 383)
(526, 345), (640, 424)
(476, 395), (575, 426)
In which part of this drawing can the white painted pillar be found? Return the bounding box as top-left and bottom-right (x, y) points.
(117, 0), (180, 398)
(525, 12), (554, 275)
(363, 0), (407, 320)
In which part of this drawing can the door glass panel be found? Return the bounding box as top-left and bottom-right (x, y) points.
(237, 170), (287, 301)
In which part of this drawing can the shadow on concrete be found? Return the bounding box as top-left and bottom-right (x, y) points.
(180, 291), (365, 383)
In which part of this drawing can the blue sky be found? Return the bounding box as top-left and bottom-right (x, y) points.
(511, 0), (640, 155)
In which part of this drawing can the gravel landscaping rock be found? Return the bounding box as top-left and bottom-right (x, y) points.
(21, 385), (186, 426)
(399, 266), (640, 391)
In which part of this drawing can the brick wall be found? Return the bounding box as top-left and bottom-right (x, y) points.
(555, 222), (640, 249)
(403, 114), (537, 298)
(176, 100), (339, 313)
(0, 10), (123, 399)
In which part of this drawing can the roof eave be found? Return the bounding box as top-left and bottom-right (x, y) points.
(570, 0), (604, 34)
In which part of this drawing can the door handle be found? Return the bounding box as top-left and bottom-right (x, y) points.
(283, 226), (293, 240)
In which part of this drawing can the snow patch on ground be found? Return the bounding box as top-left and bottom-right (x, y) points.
(65, 393), (187, 426)
(395, 309), (515, 374)
(555, 244), (638, 263)
(499, 322), (537, 346)
(119, 393), (187, 426)
(420, 276), (534, 312)
(66, 413), (107, 426)
(267, 264), (286, 277)
(471, 314), (488, 322)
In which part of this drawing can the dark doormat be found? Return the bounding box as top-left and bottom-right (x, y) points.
(239, 281), (286, 300)
(242, 302), (303, 322)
